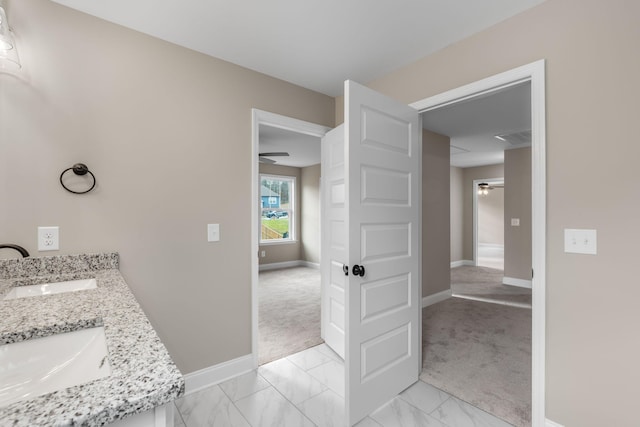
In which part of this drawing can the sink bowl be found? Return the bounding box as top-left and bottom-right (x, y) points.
(3, 278), (97, 300)
(0, 327), (111, 407)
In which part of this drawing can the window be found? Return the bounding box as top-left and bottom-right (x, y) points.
(260, 174), (295, 242)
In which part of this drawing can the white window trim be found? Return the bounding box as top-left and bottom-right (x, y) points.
(260, 173), (296, 244)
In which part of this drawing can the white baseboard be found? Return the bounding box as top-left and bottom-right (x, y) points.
(183, 354), (254, 395)
(450, 260), (473, 268)
(422, 289), (452, 308)
(546, 419), (564, 427)
(478, 243), (504, 249)
(503, 276), (532, 289)
(259, 260), (319, 271)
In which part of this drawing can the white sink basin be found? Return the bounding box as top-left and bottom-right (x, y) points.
(3, 278), (97, 300)
(0, 327), (111, 407)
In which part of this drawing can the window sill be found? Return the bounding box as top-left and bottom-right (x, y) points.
(260, 240), (298, 246)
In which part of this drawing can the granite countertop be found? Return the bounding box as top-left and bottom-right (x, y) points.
(0, 253), (185, 426)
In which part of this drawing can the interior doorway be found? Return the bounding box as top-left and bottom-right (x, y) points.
(474, 178), (505, 270)
(413, 60), (545, 426)
(251, 110), (330, 367)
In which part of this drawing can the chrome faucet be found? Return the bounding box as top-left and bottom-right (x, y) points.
(0, 244), (30, 258)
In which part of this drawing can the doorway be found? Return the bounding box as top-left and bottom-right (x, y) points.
(412, 60), (545, 426)
(474, 177), (505, 270)
(251, 110), (331, 367)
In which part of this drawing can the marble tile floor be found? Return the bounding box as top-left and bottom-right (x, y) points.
(174, 344), (513, 427)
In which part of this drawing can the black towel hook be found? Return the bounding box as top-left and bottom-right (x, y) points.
(60, 163), (97, 194)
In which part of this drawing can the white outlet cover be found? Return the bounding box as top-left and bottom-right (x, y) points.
(38, 226), (59, 251)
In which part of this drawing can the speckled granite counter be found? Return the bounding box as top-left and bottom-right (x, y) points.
(0, 253), (185, 426)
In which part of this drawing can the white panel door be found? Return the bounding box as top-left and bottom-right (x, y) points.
(321, 125), (346, 359)
(345, 80), (421, 425)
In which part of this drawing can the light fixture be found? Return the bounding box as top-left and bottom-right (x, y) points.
(0, 5), (20, 72)
(477, 183), (491, 196)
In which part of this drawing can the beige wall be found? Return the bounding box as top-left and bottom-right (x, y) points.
(504, 147), (532, 281)
(300, 164), (321, 264)
(2, 0), (334, 374)
(462, 165), (504, 260)
(449, 166), (464, 263)
(422, 130), (450, 297)
(258, 163), (302, 265)
(367, 1), (640, 424)
(478, 187), (504, 246)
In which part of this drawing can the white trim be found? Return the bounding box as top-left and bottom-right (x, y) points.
(546, 419), (564, 427)
(478, 243), (504, 249)
(252, 109), (331, 368)
(258, 260), (319, 271)
(422, 289), (452, 307)
(452, 293), (531, 309)
(183, 354), (254, 395)
(473, 177), (504, 267)
(450, 260), (473, 268)
(410, 59), (546, 427)
(503, 276), (532, 289)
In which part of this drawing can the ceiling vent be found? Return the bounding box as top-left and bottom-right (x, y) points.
(495, 130), (531, 146)
(450, 145), (469, 155)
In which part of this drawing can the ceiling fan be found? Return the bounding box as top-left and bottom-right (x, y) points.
(259, 152), (289, 164)
(477, 182), (504, 195)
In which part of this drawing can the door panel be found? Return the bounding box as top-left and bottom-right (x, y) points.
(321, 125), (347, 359)
(345, 80), (421, 425)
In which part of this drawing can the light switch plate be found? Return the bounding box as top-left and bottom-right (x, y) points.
(511, 218), (520, 226)
(207, 224), (220, 242)
(38, 226), (59, 251)
(564, 229), (597, 254)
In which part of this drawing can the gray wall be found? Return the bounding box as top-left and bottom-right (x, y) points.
(462, 165), (504, 261)
(422, 130), (450, 297)
(258, 163), (302, 265)
(365, 1), (640, 424)
(449, 166), (464, 263)
(2, 0), (334, 374)
(504, 147), (532, 281)
(300, 164), (321, 264)
(478, 187), (504, 246)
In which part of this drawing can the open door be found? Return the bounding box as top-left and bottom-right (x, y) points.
(321, 81), (421, 425)
(345, 81), (421, 425)
(321, 125), (347, 359)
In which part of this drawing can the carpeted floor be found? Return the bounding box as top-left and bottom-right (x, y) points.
(421, 297), (532, 427)
(451, 265), (532, 307)
(258, 267), (323, 365)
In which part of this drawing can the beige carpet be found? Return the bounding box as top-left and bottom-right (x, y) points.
(258, 267), (323, 365)
(451, 265), (532, 307)
(421, 297), (532, 426)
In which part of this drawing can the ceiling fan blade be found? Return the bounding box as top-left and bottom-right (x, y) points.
(259, 156), (277, 164)
(258, 152), (289, 157)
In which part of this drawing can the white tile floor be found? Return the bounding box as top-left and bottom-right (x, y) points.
(173, 344), (513, 427)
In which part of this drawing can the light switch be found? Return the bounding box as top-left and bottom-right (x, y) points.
(511, 218), (520, 226)
(207, 224), (220, 242)
(564, 229), (597, 254)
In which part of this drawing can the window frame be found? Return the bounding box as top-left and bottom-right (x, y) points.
(259, 173), (296, 244)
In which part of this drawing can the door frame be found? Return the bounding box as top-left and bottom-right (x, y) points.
(250, 109), (331, 368)
(473, 177), (504, 267)
(411, 59), (546, 426)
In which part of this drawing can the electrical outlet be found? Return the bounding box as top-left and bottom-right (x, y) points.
(38, 226), (59, 251)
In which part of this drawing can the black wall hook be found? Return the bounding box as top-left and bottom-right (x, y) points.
(60, 163), (96, 194)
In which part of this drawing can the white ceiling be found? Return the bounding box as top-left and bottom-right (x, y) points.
(50, 0), (546, 97)
(422, 82), (531, 168)
(259, 125), (321, 168)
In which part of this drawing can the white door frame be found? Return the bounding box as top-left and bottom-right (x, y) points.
(473, 177), (504, 267)
(411, 59), (546, 426)
(251, 109), (331, 368)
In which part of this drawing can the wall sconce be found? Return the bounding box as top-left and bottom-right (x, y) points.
(0, 5), (21, 72)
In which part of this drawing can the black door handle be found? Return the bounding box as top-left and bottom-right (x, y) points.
(343, 265), (349, 276)
(352, 264), (365, 277)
